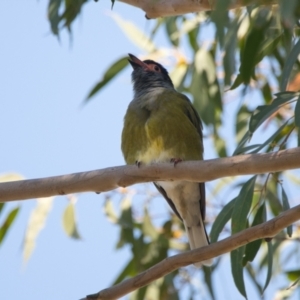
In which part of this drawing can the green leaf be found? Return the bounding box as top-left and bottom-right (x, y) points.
(232, 176), (257, 235)
(295, 94), (300, 146)
(47, 0), (63, 36)
(85, 56), (128, 101)
(235, 105), (252, 144)
(210, 198), (235, 243)
(23, 197), (53, 261)
(62, 202), (81, 239)
(243, 204), (266, 265)
(262, 241), (273, 293)
(116, 197), (134, 248)
(191, 48), (222, 127)
(223, 17), (238, 86)
(230, 176), (257, 298)
(249, 104), (278, 134)
(111, 0), (115, 9)
(239, 8), (272, 84)
(0, 206), (20, 245)
(165, 17), (179, 47)
(231, 245), (247, 299)
(280, 38), (300, 91)
(281, 186), (292, 237)
(237, 119), (290, 155)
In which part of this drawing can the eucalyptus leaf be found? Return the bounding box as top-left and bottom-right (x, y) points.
(295, 95), (300, 146)
(210, 198), (235, 243)
(281, 186), (292, 237)
(62, 202), (81, 239)
(0, 206), (20, 245)
(280, 38), (300, 91)
(23, 197), (53, 261)
(262, 241), (273, 293)
(243, 204), (266, 265)
(85, 56), (128, 101)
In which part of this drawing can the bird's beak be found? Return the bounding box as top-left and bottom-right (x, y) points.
(128, 53), (148, 70)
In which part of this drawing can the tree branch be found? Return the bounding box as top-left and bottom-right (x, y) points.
(0, 147), (300, 202)
(117, 0), (277, 19)
(83, 204), (300, 300)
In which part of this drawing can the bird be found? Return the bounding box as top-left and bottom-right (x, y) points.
(121, 53), (212, 267)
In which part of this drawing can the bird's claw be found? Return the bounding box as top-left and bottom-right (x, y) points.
(170, 158), (183, 167)
(135, 160), (142, 168)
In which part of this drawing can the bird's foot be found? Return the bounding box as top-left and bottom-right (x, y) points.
(135, 160), (142, 168)
(170, 158), (183, 167)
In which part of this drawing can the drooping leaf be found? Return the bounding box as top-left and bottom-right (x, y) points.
(262, 241), (273, 293)
(236, 119), (290, 155)
(249, 92), (298, 134)
(239, 8), (272, 85)
(230, 176), (257, 299)
(231, 176), (257, 235)
(295, 94), (300, 146)
(281, 186), (292, 237)
(191, 48), (222, 128)
(280, 38), (300, 91)
(103, 198), (118, 223)
(62, 202), (81, 239)
(0, 206), (20, 246)
(116, 197), (134, 248)
(231, 244), (247, 299)
(47, 0), (63, 35)
(23, 197), (53, 261)
(110, 13), (156, 52)
(165, 17), (179, 47)
(85, 56), (128, 101)
(210, 198), (235, 243)
(243, 203), (266, 265)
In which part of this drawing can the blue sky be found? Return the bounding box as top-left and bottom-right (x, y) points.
(1, 1), (299, 300)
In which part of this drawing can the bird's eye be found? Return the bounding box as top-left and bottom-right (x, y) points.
(154, 65), (160, 72)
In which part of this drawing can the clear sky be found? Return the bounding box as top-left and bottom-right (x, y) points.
(1, 2), (299, 300)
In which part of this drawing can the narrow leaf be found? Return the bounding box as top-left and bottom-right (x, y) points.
(62, 202), (81, 239)
(295, 95), (300, 146)
(85, 56), (128, 101)
(231, 245), (247, 299)
(243, 204), (266, 265)
(232, 176), (257, 235)
(210, 198), (235, 243)
(0, 206), (20, 245)
(23, 197), (53, 261)
(281, 186), (292, 237)
(262, 241), (273, 293)
(280, 39), (300, 91)
(230, 176), (257, 299)
(110, 13), (156, 52)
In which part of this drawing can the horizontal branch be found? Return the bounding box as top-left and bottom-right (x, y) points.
(0, 147), (299, 202)
(118, 0), (277, 19)
(84, 204), (300, 300)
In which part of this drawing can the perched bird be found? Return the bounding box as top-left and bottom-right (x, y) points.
(121, 54), (212, 267)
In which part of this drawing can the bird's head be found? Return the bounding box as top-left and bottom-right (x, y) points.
(128, 53), (174, 97)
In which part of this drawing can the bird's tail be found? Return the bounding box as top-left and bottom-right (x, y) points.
(184, 219), (212, 267)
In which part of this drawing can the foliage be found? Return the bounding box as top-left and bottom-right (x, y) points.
(2, 1), (300, 300)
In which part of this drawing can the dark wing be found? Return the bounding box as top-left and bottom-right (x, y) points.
(182, 94), (206, 221)
(154, 183), (183, 221)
